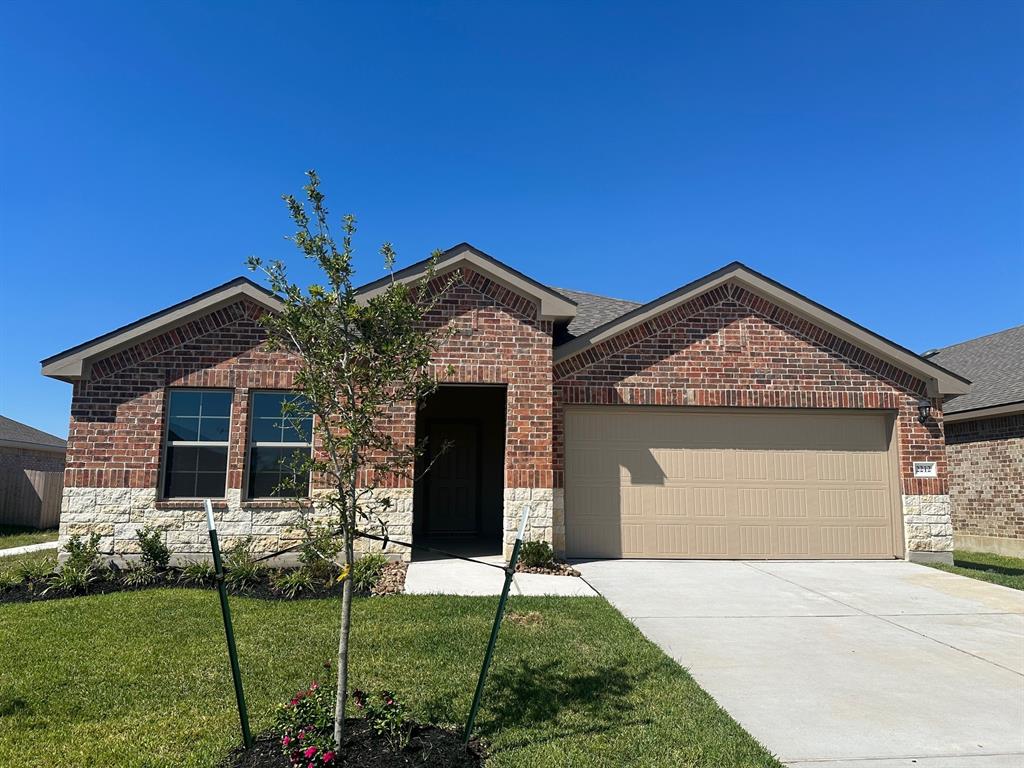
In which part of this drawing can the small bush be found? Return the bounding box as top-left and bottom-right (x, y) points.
(298, 522), (342, 583)
(275, 678), (336, 765)
(16, 555), (55, 583)
(352, 689), (412, 750)
(520, 540), (555, 569)
(136, 526), (170, 570)
(271, 568), (314, 599)
(178, 559), (216, 586)
(44, 564), (98, 595)
(0, 567), (21, 592)
(223, 538), (267, 589)
(351, 553), (387, 594)
(63, 533), (102, 572)
(122, 566), (161, 588)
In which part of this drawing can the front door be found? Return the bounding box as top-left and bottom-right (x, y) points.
(425, 420), (479, 536)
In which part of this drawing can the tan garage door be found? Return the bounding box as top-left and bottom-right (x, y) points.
(564, 407), (902, 559)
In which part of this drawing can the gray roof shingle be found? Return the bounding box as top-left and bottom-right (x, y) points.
(0, 415), (66, 450)
(553, 288), (642, 339)
(926, 325), (1024, 414)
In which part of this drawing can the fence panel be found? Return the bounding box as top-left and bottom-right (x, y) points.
(0, 467), (64, 529)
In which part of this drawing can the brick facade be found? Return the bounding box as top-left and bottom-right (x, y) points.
(946, 414), (1024, 555)
(58, 271), (955, 563)
(553, 284), (950, 557)
(61, 268), (554, 560)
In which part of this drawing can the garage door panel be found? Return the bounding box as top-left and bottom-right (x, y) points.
(565, 408), (900, 560)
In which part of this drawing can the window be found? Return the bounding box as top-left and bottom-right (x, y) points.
(162, 389), (232, 499)
(247, 391), (313, 498)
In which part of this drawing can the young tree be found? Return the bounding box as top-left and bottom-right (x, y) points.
(248, 170), (452, 748)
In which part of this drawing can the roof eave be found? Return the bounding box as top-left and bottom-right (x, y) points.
(944, 400), (1024, 423)
(41, 280), (283, 382)
(356, 244), (577, 322)
(554, 263), (971, 397)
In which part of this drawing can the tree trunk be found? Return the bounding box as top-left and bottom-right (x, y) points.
(333, 534), (354, 748)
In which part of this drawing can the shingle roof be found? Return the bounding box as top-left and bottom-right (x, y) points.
(0, 415), (66, 451)
(926, 324), (1024, 414)
(553, 288), (642, 339)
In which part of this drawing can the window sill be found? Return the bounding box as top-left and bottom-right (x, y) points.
(241, 499), (314, 510)
(155, 499), (229, 510)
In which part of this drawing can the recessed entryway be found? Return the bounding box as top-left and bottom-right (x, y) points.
(413, 385), (506, 559)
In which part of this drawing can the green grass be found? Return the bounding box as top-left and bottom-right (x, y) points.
(0, 590), (780, 768)
(925, 549), (1024, 591)
(0, 525), (58, 550)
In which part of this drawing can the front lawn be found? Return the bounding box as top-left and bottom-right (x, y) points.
(925, 549), (1024, 591)
(0, 590), (780, 768)
(0, 525), (58, 550)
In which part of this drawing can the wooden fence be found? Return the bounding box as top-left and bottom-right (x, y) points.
(0, 468), (63, 529)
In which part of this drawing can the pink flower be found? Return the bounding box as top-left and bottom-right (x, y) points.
(298, 730), (305, 740)
(304, 746), (318, 759)
(322, 752), (335, 763)
(282, 735), (291, 746)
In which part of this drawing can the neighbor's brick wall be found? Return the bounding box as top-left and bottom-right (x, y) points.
(0, 446), (65, 474)
(946, 414), (1024, 541)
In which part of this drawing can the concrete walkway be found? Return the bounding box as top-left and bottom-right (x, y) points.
(577, 559), (1024, 768)
(405, 555), (598, 596)
(0, 541), (58, 558)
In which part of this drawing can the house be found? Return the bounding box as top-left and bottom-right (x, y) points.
(41, 245), (969, 565)
(0, 415), (66, 529)
(925, 325), (1023, 557)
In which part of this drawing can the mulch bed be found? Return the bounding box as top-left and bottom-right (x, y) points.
(224, 720), (484, 768)
(0, 564), (410, 605)
(514, 561), (580, 577)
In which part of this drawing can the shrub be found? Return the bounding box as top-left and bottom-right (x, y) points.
(271, 568), (314, 599)
(352, 689), (412, 750)
(223, 538), (267, 589)
(520, 540), (555, 569)
(44, 564), (98, 595)
(0, 567), (20, 592)
(178, 559), (216, 586)
(63, 533), (102, 572)
(274, 678), (337, 765)
(298, 522), (342, 583)
(16, 555), (55, 583)
(136, 526), (170, 570)
(122, 565), (161, 588)
(351, 553), (387, 594)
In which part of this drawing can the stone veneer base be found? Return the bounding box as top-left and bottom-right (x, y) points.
(901, 494), (954, 559)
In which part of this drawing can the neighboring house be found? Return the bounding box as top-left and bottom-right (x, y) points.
(41, 245), (969, 565)
(0, 415), (66, 529)
(925, 325), (1024, 557)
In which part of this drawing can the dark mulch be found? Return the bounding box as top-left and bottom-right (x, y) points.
(0, 568), (402, 605)
(514, 561), (580, 577)
(224, 720), (484, 768)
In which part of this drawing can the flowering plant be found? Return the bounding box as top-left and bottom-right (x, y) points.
(351, 689), (412, 750)
(275, 674), (337, 766)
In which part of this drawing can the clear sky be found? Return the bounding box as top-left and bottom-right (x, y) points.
(1, 1), (1021, 438)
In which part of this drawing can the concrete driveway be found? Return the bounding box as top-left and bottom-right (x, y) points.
(576, 559), (1024, 768)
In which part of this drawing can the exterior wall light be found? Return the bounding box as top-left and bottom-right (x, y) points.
(917, 398), (933, 424)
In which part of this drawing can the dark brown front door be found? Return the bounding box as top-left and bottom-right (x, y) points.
(426, 421), (479, 535)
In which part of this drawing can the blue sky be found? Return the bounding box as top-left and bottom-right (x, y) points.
(1, 1), (1021, 438)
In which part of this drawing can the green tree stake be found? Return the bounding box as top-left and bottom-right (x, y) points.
(463, 504), (530, 746)
(206, 499), (253, 750)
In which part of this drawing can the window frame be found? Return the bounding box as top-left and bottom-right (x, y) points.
(243, 390), (314, 501)
(159, 387), (234, 501)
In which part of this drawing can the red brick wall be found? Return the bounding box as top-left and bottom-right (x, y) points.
(373, 267), (553, 489)
(946, 414), (1024, 540)
(553, 284), (946, 494)
(0, 446), (65, 474)
(64, 268), (554, 496)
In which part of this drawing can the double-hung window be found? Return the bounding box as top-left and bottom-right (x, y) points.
(247, 391), (313, 498)
(162, 389), (232, 499)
